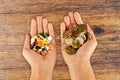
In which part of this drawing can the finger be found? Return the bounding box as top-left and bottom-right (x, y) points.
(36, 16), (43, 33)
(86, 24), (96, 40)
(74, 12), (83, 24)
(23, 33), (30, 49)
(60, 22), (66, 44)
(42, 18), (48, 33)
(48, 23), (55, 44)
(30, 19), (37, 37)
(68, 12), (76, 24)
(64, 16), (70, 27)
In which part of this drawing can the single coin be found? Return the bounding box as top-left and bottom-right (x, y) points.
(64, 38), (73, 46)
(72, 39), (80, 49)
(66, 46), (77, 55)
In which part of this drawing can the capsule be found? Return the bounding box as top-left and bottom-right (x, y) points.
(34, 34), (38, 39)
(46, 46), (49, 50)
(38, 33), (44, 39)
(31, 42), (36, 49)
(41, 51), (47, 56)
(37, 41), (42, 47)
(42, 47), (47, 51)
(43, 33), (49, 38)
(31, 37), (35, 45)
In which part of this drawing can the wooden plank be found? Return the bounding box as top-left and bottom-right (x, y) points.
(0, 0), (120, 80)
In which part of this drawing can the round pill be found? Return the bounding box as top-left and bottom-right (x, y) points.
(46, 46), (49, 50)
(48, 36), (52, 41)
(38, 49), (42, 52)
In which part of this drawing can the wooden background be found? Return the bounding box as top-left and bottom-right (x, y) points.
(0, 0), (120, 80)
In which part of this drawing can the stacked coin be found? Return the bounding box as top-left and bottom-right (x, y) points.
(63, 24), (90, 55)
(31, 33), (52, 56)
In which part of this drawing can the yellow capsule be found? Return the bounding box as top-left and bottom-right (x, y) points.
(34, 34), (38, 39)
(37, 40), (43, 43)
(42, 44), (45, 47)
(44, 42), (49, 44)
(42, 40), (49, 44)
(33, 47), (37, 51)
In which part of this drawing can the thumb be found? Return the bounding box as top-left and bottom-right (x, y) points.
(60, 22), (66, 44)
(23, 33), (31, 49)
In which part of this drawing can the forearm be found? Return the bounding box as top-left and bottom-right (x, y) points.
(68, 60), (96, 80)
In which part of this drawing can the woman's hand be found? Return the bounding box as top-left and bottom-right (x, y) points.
(22, 16), (57, 80)
(60, 12), (97, 80)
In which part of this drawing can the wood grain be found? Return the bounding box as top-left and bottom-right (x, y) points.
(0, 0), (120, 80)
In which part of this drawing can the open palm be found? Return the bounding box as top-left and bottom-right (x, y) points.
(22, 16), (57, 80)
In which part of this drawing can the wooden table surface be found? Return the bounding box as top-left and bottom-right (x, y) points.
(0, 0), (120, 80)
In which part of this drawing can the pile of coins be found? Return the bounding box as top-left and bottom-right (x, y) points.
(63, 24), (90, 55)
(31, 33), (52, 56)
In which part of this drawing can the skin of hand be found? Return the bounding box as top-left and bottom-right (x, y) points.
(22, 16), (57, 80)
(60, 12), (98, 80)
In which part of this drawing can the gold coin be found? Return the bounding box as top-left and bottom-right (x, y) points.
(72, 39), (80, 49)
(66, 46), (77, 54)
(75, 36), (84, 45)
(64, 38), (73, 46)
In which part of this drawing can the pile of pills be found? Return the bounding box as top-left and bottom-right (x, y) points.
(30, 33), (52, 56)
(63, 24), (90, 55)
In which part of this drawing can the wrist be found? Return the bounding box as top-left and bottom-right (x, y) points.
(30, 66), (53, 80)
(68, 58), (90, 69)
(68, 60), (94, 80)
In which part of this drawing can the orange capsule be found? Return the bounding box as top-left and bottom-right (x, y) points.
(37, 42), (42, 47)
(41, 51), (46, 56)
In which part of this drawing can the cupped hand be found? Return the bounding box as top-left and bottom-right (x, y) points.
(60, 12), (98, 67)
(22, 16), (57, 80)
